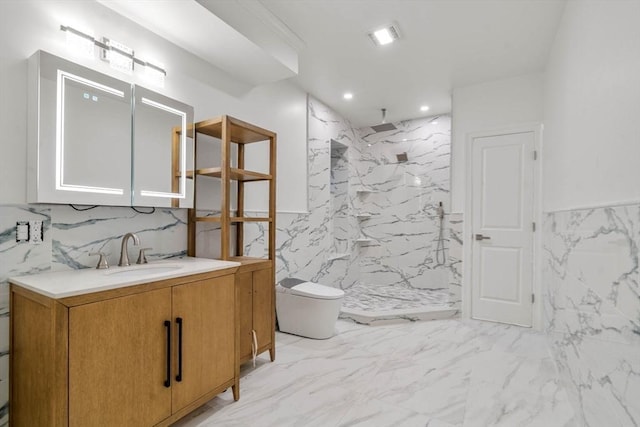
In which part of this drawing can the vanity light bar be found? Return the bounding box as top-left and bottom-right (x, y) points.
(60, 25), (167, 76)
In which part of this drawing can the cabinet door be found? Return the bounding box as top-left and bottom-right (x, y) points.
(236, 271), (254, 362)
(171, 275), (235, 411)
(252, 268), (274, 352)
(68, 288), (172, 427)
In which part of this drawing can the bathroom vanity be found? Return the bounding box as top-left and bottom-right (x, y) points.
(9, 258), (239, 427)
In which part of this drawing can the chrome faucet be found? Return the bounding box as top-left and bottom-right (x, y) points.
(118, 232), (140, 267)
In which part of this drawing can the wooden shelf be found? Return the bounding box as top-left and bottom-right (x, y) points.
(230, 217), (272, 223)
(192, 167), (272, 181)
(195, 116), (276, 144)
(188, 115), (276, 369)
(195, 216), (221, 222)
(195, 216), (272, 223)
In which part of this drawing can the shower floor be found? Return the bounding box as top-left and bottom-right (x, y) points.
(340, 283), (458, 325)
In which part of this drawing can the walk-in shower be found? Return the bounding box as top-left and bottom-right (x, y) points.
(337, 114), (459, 324)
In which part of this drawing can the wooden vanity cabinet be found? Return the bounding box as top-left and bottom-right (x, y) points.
(10, 269), (238, 427)
(236, 264), (275, 364)
(69, 288), (173, 426)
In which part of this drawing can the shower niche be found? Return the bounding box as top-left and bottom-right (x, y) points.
(329, 140), (349, 260)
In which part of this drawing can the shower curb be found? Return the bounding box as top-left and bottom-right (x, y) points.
(340, 306), (460, 326)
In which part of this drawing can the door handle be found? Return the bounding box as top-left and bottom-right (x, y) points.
(164, 320), (171, 388)
(475, 234), (491, 241)
(175, 317), (183, 382)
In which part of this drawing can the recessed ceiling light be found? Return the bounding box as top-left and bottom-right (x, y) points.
(432, 121), (438, 125)
(420, 105), (430, 112)
(402, 138), (407, 142)
(368, 24), (400, 46)
(343, 92), (353, 100)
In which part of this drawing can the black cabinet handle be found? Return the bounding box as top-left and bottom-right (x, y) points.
(164, 320), (171, 388)
(176, 317), (183, 382)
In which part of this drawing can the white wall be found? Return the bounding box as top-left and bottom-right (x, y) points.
(450, 73), (544, 211)
(542, 0), (640, 212)
(0, 0), (308, 212)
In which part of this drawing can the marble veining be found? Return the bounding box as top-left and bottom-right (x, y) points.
(172, 318), (576, 427)
(543, 203), (640, 426)
(448, 213), (463, 309)
(242, 98), (459, 321)
(355, 116), (451, 293)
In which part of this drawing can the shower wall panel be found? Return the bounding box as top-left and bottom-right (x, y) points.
(355, 117), (451, 290)
(243, 97), (360, 290)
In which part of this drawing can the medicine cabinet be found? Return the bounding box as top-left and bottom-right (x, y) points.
(27, 50), (194, 208)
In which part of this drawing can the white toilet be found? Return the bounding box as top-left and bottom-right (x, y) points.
(276, 278), (345, 339)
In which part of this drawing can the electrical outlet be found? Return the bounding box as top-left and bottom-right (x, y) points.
(29, 220), (43, 244)
(16, 221), (29, 243)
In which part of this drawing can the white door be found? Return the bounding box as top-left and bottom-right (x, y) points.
(471, 130), (535, 327)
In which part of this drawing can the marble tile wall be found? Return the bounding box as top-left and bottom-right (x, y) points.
(243, 98), (458, 305)
(244, 97), (361, 290)
(330, 141), (350, 255)
(355, 116), (452, 290)
(0, 204), (187, 425)
(448, 212), (464, 311)
(543, 203), (640, 426)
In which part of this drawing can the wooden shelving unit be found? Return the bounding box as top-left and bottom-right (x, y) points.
(187, 115), (276, 365)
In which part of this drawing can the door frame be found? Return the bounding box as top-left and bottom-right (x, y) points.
(462, 123), (543, 329)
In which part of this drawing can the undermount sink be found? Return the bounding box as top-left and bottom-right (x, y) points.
(105, 264), (184, 278)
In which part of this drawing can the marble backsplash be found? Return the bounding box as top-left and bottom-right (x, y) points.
(543, 203), (639, 426)
(0, 203), (188, 425)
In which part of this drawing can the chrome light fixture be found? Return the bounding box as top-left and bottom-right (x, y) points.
(60, 25), (167, 85)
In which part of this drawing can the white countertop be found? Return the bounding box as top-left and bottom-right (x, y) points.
(9, 257), (240, 299)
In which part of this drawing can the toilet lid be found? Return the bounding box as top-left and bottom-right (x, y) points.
(289, 282), (345, 300)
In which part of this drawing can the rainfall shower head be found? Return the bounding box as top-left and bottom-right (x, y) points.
(370, 108), (397, 133)
(371, 123), (397, 132)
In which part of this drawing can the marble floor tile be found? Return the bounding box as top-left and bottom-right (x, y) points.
(463, 382), (575, 427)
(342, 283), (451, 311)
(171, 319), (576, 427)
(335, 397), (455, 427)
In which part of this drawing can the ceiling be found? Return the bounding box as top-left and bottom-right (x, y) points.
(99, 0), (567, 128)
(259, 0), (567, 127)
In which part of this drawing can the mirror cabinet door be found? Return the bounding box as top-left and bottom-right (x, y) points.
(132, 86), (194, 208)
(29, 51), (132, 206)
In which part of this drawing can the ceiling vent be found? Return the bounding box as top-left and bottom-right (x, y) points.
(368, 24), (401, 46)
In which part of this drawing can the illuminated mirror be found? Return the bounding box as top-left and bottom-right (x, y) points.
(28, 51), (194, 208)
(132, 86), (194, 208)
(29, 50), (132, 205)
